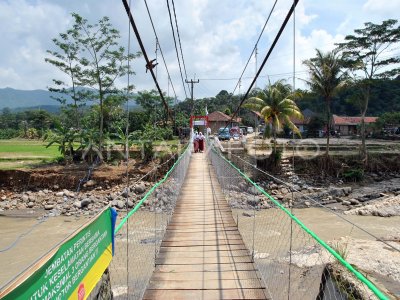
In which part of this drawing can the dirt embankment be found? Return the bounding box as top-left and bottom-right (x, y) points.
(0, 155), (177, 192)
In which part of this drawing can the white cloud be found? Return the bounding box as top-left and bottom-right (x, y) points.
(0, 0), (396, 101)
(363, 0), (400, 17)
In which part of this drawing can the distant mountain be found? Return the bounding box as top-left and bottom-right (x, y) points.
(0, 87), (62, 109)
(12, 105), (61, 113)
(0, 87), (139, 111)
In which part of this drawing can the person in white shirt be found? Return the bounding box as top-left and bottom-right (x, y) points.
(198, 132), (205, 152)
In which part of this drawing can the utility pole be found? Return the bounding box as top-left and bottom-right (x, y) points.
(186, 78), (199, 116)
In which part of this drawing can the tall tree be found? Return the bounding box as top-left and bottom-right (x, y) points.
(135, 90), (173, 126)
(71, 13), (140, 151)
(244, 80), (303, 152)
(45, 28), (83, 128)
(303, 49), (347, 157)
(336, 19), (400, 163)
(47, 13), (140, 153)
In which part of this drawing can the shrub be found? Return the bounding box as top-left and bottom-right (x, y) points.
(342, 168), (364, 182)
(0, 128), (20, 139)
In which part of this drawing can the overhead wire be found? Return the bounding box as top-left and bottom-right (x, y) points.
(143, 0), (178, 101)
(199, 70), (308, 81)
(166, 0), (189, 99)
(230, 0), (278, 96)
(121, 0), (173, 121)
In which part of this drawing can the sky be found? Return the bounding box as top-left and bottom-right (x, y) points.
(0, 0), (399, 101)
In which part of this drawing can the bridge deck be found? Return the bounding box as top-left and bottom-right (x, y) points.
(143, 153), (268, 299)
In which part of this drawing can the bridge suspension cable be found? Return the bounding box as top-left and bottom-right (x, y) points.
(171, 0), (190, 92)
(225, 0), (299, 129)
(121, 0), (173, 121)
(230, 0), (278, 96)
(166, 0), (189, 99)
(143, 0), (178, 101)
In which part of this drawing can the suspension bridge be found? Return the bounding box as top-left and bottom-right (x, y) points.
(106, 140), (389, 300)
(0, 139), (392, 300)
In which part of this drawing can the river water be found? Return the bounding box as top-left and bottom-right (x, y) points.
(1, 208), (399, 296)
(0, 213), (88, 289)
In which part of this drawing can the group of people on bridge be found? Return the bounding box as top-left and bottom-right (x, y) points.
(193, 131), (205, 153)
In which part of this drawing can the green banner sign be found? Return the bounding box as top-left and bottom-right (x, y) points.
(0, 207), (115, 300)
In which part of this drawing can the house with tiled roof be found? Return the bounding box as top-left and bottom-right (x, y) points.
(207, 111), (241, 134)
(251, 109), (313, 133)
(332, 115), (378, 136)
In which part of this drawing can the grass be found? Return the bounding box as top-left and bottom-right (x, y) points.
(0, 139), (61, 170)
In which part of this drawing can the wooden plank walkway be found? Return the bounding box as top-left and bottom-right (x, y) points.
(143, 152), (268, 299)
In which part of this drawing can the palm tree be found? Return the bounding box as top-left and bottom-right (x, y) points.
(244, 80), (303, 152)
(303, 49), (347, 157)
(44, 124), (79, 162)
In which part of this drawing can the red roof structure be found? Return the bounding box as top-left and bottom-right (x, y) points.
(208, 111), (241, 123)
(332, 115), (378, 125)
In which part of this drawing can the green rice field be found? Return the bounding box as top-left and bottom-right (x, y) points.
(0, 139), (60, 169)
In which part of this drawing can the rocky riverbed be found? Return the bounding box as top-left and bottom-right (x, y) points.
(0, 180), (154, 218)
(1, 172), (400, 220)
(224, 172), (400, 217)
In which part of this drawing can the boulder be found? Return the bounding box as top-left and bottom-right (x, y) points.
(55, 191), (64, 197)
(246, 198), (259, 207)
(63, 189), (75, 198)
(343, 187), (352, 195)
(349, 199), (360, 205)
(27, 202), (34, 208)
(248, 186), (261, 195)
(74, 201), (82, 209)
(85, 180), (97, 187)
(45, 204), (55, 210)
(120, 188), (129, 198)
(81, 198), (91, 208)
(280, 188), (289, 194)
(116, 200), (125, 209)
(134, 183), (146, 194)
(328, 187), (344, 197)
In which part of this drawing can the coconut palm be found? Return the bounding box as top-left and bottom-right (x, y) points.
(303, 49), (347, 156)
(244, 80), (303, 151)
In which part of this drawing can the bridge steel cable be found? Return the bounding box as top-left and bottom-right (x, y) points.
(171, 0), (190, 93)
(224, 0), (299, 131)
(166, 0), (189, 99)
(121, 0), (173, 121)
(143, 0), (178, 101)
(231, 0), (278, 96)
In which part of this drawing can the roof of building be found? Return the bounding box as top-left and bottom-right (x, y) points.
(302, 108), (316, 118)
(291, 116), (311, 125)
(208, 111), (241, 122)
(333, 115), (378, 125)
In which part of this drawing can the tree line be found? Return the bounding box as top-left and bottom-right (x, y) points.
(0, 14), (398, 167)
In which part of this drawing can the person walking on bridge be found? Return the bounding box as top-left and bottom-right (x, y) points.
(193, 131), (199, 153)
(198, 132), (205, 152)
